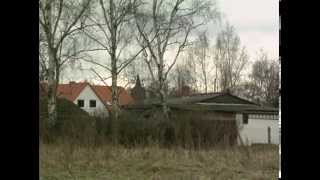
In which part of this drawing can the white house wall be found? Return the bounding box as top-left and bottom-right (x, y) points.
(237, 113), (279, 145)
(73, 85), (109, 117)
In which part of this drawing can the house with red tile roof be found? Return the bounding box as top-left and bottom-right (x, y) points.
(41, 81), (134, 117)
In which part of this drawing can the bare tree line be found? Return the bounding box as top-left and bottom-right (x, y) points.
(39, 0), (279, 132)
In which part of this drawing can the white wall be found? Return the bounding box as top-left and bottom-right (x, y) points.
(73, 85), (109, 117)
(237, 113), (279, 145)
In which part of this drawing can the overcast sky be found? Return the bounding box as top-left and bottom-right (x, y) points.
(216, 0), (279, 61)
(61, 0), (279, 85)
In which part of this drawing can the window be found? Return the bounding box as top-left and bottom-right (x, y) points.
(243, 114), (248, 124)
(77, 99), (84, 107)
(90, 100), (96, 108)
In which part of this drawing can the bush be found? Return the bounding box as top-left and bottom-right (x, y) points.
(117, 108), (167, 146)
(39, 95), (97, 145)
(40, 96), (238, 148)
(113, 107), (238, 148)
(171, 110), (238, 149)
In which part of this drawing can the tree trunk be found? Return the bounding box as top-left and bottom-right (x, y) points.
(111, 69), (120, 143)
(108, 0), (121, 143)
(47, 47), (57, 128)
(159, 87), (169, 120)
(204, 72), (207, 94)
(110, 22), (120, 143)
(43, 0), (58, 129)
(158, 75), (169, 120)
(202, 48), (207, 94)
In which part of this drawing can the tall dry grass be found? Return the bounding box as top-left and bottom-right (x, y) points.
(40, 142), (279, 180)
(40, 103), (279, 180)
(99, 108), (239, 149)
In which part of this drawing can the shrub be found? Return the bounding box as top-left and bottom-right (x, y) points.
(39, 95), (97, 145)
(40, 96), (238, 148)
(171, 110), (238, 149)
(114, 107), (238, 148)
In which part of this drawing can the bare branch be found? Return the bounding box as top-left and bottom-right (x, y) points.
(160, 0), (181, 54)
(82, 57), (112, 72)
(90, 68), (110, 86)
(87, 15), (112, 44)
(39, 1), (48, 30)
(56, 0), (92, 49)
(52, 0), (64, 38)
(99, 0), (113, 33)
(59, 48), (107, 66)
(134, 17), (159, 65)
(81, 29), (112, 54)
(116, 46), (147, 74)
(164, 26), (191, 80)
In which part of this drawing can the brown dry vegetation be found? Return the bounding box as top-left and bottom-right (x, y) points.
(40, 96), (279, 179)
(40, 143), (279, 180)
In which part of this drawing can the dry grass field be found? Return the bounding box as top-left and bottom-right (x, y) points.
(40, 143), (279, 180)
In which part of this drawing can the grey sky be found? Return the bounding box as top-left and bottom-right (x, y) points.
(61, 0), (279, 85)
(217, 0), (279, 61)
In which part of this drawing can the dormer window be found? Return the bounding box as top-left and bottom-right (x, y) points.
(77, 99), (84, 107)
(90, 100), (96, 108)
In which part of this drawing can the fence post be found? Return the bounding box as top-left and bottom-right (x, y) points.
(268, 126), (271, 144)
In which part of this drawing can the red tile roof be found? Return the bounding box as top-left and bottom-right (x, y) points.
(40, 82), (133, 105)
(41, 81), (134, 107)
(91, 85), (133, 106)
(57, 82), (88, 102)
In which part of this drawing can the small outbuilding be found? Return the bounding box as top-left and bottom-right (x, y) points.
(125, 92), (279, 145)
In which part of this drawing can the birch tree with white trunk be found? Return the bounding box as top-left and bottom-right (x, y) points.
(39, 0), (93, 127)
(134, 0), (219, 118)
(80, 0), (149, 142)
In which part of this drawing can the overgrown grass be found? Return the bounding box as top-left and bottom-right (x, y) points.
(40, 142), (279, 180)
(111, 108), (238, 148)
(39, 98), (278, 179)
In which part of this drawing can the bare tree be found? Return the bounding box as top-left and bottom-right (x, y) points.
(215, 23), (249, 92)
(212, 47), (220, 92)
(39, 0), (93, 127)
(247, 49), (279, 107)
(192, 30), (211, 93)
(134, 0), (219, 118)
(169, 56), (197, 97)
(121, 53), (152, 89)
(80, 0), (149, 141)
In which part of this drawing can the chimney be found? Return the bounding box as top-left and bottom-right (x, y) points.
(69, 81), (76, 85)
